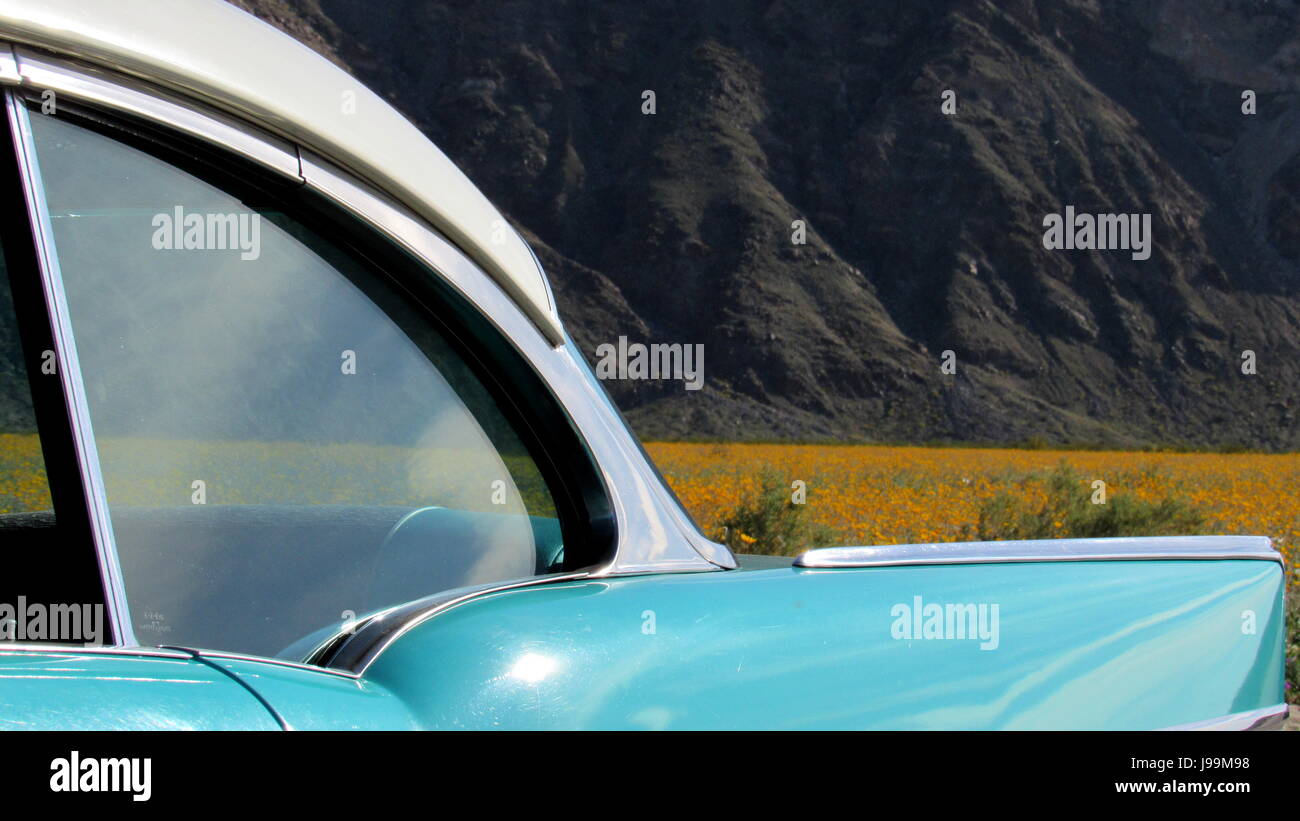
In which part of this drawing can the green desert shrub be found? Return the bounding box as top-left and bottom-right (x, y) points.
(717, 468), (836, 556)
(960, 463), (1206, 541)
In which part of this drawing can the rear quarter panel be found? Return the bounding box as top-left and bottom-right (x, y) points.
(362, 560), (1285, 729)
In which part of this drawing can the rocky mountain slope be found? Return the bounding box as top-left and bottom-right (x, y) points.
(227, 0), (1300, 448)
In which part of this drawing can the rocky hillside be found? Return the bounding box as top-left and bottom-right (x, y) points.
(227, 0), (1300, 449)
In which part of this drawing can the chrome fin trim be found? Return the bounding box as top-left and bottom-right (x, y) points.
(316, 572), (590, 675)
(795, 535), (1283, 569)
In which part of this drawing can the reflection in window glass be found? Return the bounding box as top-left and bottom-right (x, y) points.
(28, 109), (561, 658)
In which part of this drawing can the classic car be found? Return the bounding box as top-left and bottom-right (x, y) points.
(0, 0), (1287, 730)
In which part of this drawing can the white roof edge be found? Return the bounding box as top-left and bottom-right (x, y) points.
(0, 0), (564, 345)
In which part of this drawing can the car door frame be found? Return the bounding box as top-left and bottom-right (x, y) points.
(0, 41), (735, 676)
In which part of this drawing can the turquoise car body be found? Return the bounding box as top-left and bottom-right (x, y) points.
(3, 548), (1285, 730)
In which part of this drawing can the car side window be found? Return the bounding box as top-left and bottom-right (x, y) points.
(23, 106), (566, 659)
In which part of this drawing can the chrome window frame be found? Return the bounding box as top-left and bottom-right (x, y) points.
(4, 88), (135, 646)
(0, 43), (731, 657)
(0, 643), (192, 660)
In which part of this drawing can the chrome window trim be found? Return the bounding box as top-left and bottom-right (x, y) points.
(11, 48), (301, 181)
(298, 150), (528, 351)
(1157, 703), (1289, 731)
(4, 89), (135, 647)
(0, 46), (730, 665)
(794, 535), (1284, 569)
(0, 42), (16, 84)
(0, 643), (192, 660)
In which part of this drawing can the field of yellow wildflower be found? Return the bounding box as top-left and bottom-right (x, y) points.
(4, 431), (1299, 573)
(0, 433), (52, 514)
(645, 442), (1300, 572)
(0, 433), (553, 516)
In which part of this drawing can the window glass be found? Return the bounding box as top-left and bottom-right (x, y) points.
(26, 108), (563, 659)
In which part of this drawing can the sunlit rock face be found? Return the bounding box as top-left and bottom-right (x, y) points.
(226, 0), (1300, 449)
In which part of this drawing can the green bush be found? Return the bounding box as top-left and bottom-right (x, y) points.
(960, 462), (1206, 541)
(716, 468), (836, 556)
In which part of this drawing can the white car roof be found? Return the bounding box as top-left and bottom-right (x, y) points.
(0, 0), (564, 344)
